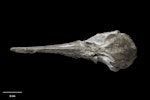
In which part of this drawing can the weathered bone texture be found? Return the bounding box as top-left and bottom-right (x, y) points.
(10, 30), (137, 72)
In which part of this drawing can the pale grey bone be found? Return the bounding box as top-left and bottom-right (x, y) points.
(10, 30), (137, 72)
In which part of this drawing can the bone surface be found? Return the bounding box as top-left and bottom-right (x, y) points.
(10, 30), (137, 72)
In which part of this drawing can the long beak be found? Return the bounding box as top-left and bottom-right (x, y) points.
(10, 40), (83, 58)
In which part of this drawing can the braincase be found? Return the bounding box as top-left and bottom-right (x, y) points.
(87, 30), (137, 61)
(104, 32), (137, 61)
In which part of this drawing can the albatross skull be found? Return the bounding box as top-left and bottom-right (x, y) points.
(10, 30), (137, 72)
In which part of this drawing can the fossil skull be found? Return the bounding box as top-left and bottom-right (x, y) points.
(10, 30), (137, 72)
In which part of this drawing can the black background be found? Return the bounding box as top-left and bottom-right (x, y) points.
(1, 1), (149, 99)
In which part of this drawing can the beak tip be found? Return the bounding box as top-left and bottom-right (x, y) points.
(10, 47), (15, 52)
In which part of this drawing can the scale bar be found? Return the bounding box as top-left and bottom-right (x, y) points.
(2, 91), (22, 94)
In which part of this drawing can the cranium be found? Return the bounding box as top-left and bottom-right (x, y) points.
(10, 30), (137, 72)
